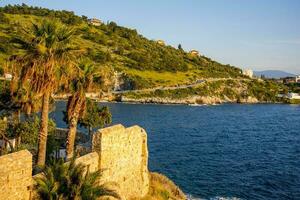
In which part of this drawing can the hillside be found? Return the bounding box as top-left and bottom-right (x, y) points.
(122, 79), (283, 104)
(0, 4), (285, 103)
(0, 5), (244, 86)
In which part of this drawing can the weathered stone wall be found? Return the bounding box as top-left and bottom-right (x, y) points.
(0, 150), (32, 200)
(0, 124), (150, 200)
(74, 151), (99, 173)
(92, 124), (149, 199)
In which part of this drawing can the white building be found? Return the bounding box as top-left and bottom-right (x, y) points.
(296, 75), (300, 83)
(189, 50), (200, 56)
(243, 69), (254, 78)
(88, 18), (102, 26)
(156, 40), (165, 45)
(287, 93), (300, 100)
(4, 73), (12, 80)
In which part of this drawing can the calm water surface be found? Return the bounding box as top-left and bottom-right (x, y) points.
(51, 102), (300, 200)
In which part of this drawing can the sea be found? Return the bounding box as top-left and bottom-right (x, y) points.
(51, 102), (300, 200)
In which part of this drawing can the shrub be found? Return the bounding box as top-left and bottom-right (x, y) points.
(0, 67), (4, 76)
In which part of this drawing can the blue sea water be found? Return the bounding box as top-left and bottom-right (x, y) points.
(51, 102), (300, 200)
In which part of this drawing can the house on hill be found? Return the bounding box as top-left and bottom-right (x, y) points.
(4, 73), (12, 80)
(156, 40), (165, 45)
(283, 76), (300, 84)
(296, 75), (300, 83)
(243, 69), (253, 78)
(88, 18), (102, 26)
(287, 92), (300, 100)
(189, 50), (200, 56)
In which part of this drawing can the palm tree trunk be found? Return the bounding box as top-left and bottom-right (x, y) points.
(66, 95), (85, 160)
(37, 91), (50, 166)
(66, 117), (78, 160)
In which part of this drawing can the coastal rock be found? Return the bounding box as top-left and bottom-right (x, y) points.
(195, 96), (222, 104)
(239, 96), (259, 103)
(121, 96), (224, 105)
(121, 94), (262, 105)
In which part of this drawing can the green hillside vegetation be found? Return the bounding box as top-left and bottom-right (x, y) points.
(124, 79), (283, 103)
(0, 4), (285, 102)
(0, 4), (244, 89)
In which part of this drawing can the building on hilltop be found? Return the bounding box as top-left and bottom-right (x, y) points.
(282, 76), (297, 84)
(156, 40), (165, 45)
(88, 18), (102, 26)
(189, 49), (200, 56)
(296, 75), (300, 83)
(287, 92), (300, 100)
(4, 73), (12, 80)
(243, 69), (254, 78)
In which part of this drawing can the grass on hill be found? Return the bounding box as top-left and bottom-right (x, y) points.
(130, 172), (186, 200)
(124, 79), (285, 102)
(0, 4), (245, 91)
(0, 4), (287, 101)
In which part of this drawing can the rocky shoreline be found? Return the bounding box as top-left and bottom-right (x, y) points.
(53, 93), (284, 106)
(120, 95), (261, 105)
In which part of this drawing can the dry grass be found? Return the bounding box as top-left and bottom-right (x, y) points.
(123, 68), (201, 87)
(130, 172), (186, 200)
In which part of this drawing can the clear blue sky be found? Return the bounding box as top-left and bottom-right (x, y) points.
(1, 0), (300, 74)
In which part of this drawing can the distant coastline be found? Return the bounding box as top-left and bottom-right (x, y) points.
(53, 94), (290, 106)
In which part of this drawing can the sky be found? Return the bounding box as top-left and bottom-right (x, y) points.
(1, 0), (300, 74)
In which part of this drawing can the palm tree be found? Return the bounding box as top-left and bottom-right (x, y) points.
(35, 166), (59, 200)
(35, 158), (119, 200)
(65, 60), (100, 160)
(12, 20), (76, 166)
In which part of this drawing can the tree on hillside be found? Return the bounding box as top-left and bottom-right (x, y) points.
(35, 158), (120, 200)
(11, 20), (77, 166)
(65, 59), (101, 160)
(178, 44), (183, 51)
(0, 12), (9, 23)
(79, 99), (112, 137)
(0, 67), (3, 76)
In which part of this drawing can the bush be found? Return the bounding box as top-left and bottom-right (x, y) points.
(0, 67), (4, 76)
(87, 48), (111, 63)
(128, 75), (155, 89)
(14, 116), (55, 143)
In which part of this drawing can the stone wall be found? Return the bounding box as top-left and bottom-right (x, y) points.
(92, 124), (149, 199)
(74, 151), (99, 173)
(0, 124), (150, 200)
(0, 150), (32, 200)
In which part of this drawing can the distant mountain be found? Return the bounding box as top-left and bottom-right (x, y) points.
(254, 70), (296, 79)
